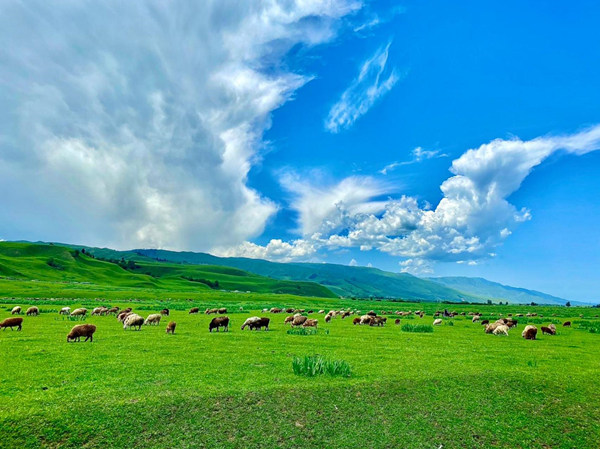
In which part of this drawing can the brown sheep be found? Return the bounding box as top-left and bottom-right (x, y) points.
(394, 318), (401, 325)
(270, 307), (282, 313)
(341, 311), (351, 319)
(218, 308), (227, 314)
(284, 316), (294, 324)
(250, 317), (270, 331)
(117, 311), (132, 322)
(285, 308), (294, 313)
(106, 307), (120, 315)
(67, 324), (96, 342)
(166, 321), (176, 334)
(291, 316), (308, 327)
(11, 306), (21, 315)
(366, 311), (377, 317)
(209, 316), (229, 332)
(0, 317), (23, 331)
(160, 308), (169, 316)
(541, 326), (556, 336)
(563, 321), (571, 327)
(325, 313), (332, 323)
(70, 308), (87, 317)
(189, 307), (200, 314)
(26, 307), (39, 316)
(122, 307), (132, 314)
(353, 317), (361, 325)
(205, 308), (218, 314)
(522, 325), (538, 340)
(372, 316), (387, 326)
(480, 320), (490, 326)
(303, 319), (318, 328)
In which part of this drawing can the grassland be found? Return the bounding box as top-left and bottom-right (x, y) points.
(1, 294), (599, 449)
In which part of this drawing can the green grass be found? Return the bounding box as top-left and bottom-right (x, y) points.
(292, 355), (351, 377)
(401, 323), (434, 333)
(0, 297), (598, 448)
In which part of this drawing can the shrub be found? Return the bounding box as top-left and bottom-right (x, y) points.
(401, 324), (434, 333)
(292, 355), (351, 377)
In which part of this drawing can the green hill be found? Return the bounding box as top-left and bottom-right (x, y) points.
(0, 242), (336, 298)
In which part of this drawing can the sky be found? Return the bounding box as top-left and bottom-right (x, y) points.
(1, 1), (599, 302)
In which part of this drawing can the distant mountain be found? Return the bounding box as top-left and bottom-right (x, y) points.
(427, 276), (581, 306)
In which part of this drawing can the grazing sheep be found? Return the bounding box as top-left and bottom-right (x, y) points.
(549, 324), (556, 332)
(291, 315), (308, 327)
(122, 307), (132, 314)
(318, 310), (325, 314)
(507, 320), (518, 328)
(11, 306), (21, 315)
(0, 317), (23, 331)
(493, 325), (509, 336)
(218, 308), (227, 314)
(70, 308), (87, 317)
(480, 319), (490, 326)
(353, 317), (361, 325)
(433, 319), (442, 326)
(166, 321), (176, 334)
(395, 318), (401, 325)
(250, 317), (270, 331)
(371, 316), (386, 327)
(67, 324), (96, 342)
(59, 307), (71, 315)
(270, 308), (282, 313)
(123, 314), (144, 330)
(472, 315), (480, 323)
(160, 308), (169, 316)
(366, 311), (377, 317)
(144, 314), (162, 326)
(209, 316), (229, 332)
(522, 325), (538, 340)
(563, 321), (571, 327)
(303, 319), (318, 328)
(485, 322), (503, 334)
(359, 315), (374, 325)
(205, 308), (218, 314)
(26, 307), (39, 316)
(325, 313), (333, 323)
(541, 326), (556, 336)
(117, 311), (132, 322)
(285, 308), (294, 313)
(106, 307), (120, 315)
(241, 317), (261, 330)
(91, 307), (106, 316)
(341, 311), (351, 319)
(189, 307), (200, 314)
(284, 316), (294, 324)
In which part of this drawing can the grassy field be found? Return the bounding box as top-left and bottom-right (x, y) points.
(1, 295), (599, 449)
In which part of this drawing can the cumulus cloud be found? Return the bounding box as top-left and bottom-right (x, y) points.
(0, 0), (360, 250)
(224, 125), (600, 270)
(325, 41), (398, 133)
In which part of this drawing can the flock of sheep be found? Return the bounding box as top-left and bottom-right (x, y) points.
(0, 304), (577, 342)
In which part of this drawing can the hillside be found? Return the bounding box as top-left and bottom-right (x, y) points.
(0, 242), (336, 298)
(427, 276), (577, 306)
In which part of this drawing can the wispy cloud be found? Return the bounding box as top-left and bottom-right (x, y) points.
(380, 147), (448, 174)
(325, 41), (399, 133)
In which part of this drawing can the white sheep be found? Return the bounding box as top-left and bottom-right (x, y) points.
(70, 308), (87, 317)
(241, 316), (261, 330)
(144, 314), (162, 326)
(11, 306), (22, 315)
(433, 319), (442, 326)
(124, 313), (144, 330)
(59, 307), (71, 315)
(493, 324), (509, 336)
(472, 315), (480, 323)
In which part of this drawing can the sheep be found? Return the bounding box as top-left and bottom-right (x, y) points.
(59, 307), (71, 315)
(541, 326), (556, 336)
(353, 317), (361, 325)
(291, 315), (308, 327)
(269, 307), (282, 313)
(366, 311), (377, 317)
(160, 308), (169, 316)
(117, 311), (132, 322)
(205, 308), (218, 314)
(241, 317), (261, 330)
(341, 311), (351, 319)
(359, 315), (374, 325)
(563, 321), (571, 327)
(285, 308), (294, 313)
(122, 307), (133, 314)
(189, 307), (200, 314)
(480, 319), (490, 326)
(0, 317), (23, 331)
(11, 306), (21, 315)
(67, 324), (96, 342)
(318, 310), (325, 314)
(549, 323), (557, 332)
(70, 308), (87, 317)
(507, 320), (518, 328)
(123, 313), (144, 330)
(303, 319), (318, 328)
(485, 322), (503, 334)
(106, 307), (120, 315)
(250, 317), (270, 331)
(325, 313), (333, 323)
(218, 308), (227, 314)
(209, 316), (229, 332)
(144, 314), (162, 326)
(26, 307), (39, 316)
(493, 325), (509, 336)
(522, 325), (538, 340)
(395, 318), (401, 325)
(166, 321), (176, 334)
(433, 319), (442, 326)
(371, 316), (386, 327)
(472, 315), (480, 323)
(91, 307), (106, 316)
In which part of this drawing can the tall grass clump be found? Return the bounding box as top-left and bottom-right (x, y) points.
(287, 327), (318, 336)
(401, 323), (434, 333)
(292, 355), (351, 377)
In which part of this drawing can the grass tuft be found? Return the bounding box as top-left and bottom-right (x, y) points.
(401, 323), (434, 333)
(292, 355), (351, 377)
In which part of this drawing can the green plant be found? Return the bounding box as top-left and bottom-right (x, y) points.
(292, 355), (351, 377)
(401, 324), (434, 333)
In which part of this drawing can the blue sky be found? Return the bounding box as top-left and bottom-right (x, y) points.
(0, 1), (599, 302)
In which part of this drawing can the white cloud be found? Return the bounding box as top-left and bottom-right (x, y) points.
(380, 147), (448, 174)
(224, 125), (600, 269)
(349, 258), (358, 266)
(0, 0), (360, 250)
(325, 41), (398, 133)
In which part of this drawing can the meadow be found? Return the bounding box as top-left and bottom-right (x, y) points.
(1, 294), (599, 449)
